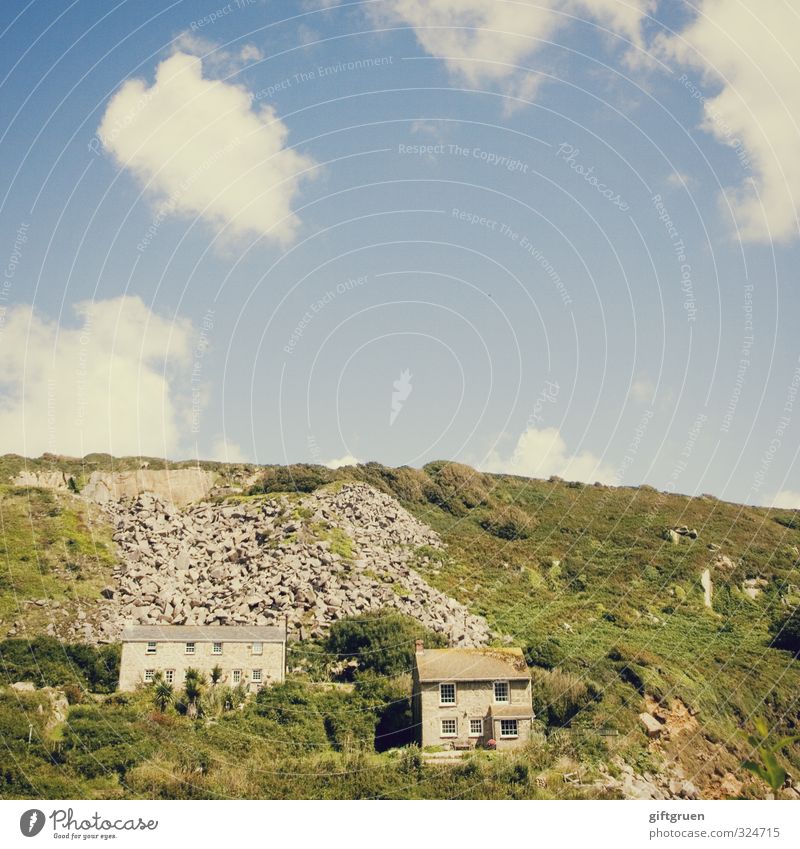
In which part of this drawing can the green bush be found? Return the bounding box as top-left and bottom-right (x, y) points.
(325, 611), (446, 678)
(531, 668), (602, 727)
(250, 464), (333, 494)
(479, 505), (532, 540)
(0, 638), (120, 692)
(771, 606), (800, 653)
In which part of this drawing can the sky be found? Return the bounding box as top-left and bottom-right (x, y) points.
(1, 0), (799, 508)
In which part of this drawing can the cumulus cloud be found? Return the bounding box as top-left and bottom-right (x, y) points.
(207, 436), (250, 463)
(373, 0), (653, 95)
(656, 1), (800, 242)
(98, 51), (314, 243)
(0, 296), (193, 457)
(631, 375), (655, 403)
(769, 490), (800, 510)
(325, 453), (360, 469)
(481, 425), (616, 483)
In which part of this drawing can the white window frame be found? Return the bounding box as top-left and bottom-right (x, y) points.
(232, 669), (242, 685)
(164, 669), (174, 684)
(499, 719), (519, 738)
(469, 718), (484, 737)
(252, 669), (262, 683)
(252, 642), (263, 656)
(439, 682), (456, 705)
(212, 642), (222, 655)
(440, 718), (457, 738)
(493, 680), (510, 703)
(144, 669), (155, 683)
(185, 642), (195, 655)
(146, 641), (157, 655)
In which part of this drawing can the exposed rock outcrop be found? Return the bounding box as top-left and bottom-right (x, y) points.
(85, 483), (490, 646)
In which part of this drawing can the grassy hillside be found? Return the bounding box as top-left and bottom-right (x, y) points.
(1, 456), (798, 799)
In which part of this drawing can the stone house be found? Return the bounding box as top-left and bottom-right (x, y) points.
(412, 641), (534, 750)
(118, 624), (286, 693)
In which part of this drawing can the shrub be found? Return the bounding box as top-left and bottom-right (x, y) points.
(480, 505), (532, 540)
(525, 638), (566, 670)
(531, 668), (602, 727)
(250, 464), (333, 494)
(325, 611), (446, 678)
(771, 606), (800, 653)
(0, 638), (120, 692)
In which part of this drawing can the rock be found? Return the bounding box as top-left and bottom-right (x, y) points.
(11, 681), (36, 692)
(701, 568), (713, 609)
(100, 586), (115, 599)
(639, 712), (664, 738)
(664, 529), (681, 545)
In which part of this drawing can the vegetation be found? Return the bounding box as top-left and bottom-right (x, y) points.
(1, 456), (800, 798)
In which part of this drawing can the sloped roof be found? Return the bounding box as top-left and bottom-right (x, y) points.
(415, 647), (530, 682)
(121, 624), (286, 643)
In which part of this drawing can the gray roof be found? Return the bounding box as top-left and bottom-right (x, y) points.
(415, 647), (530, 682)
(121, 624), (286, 643)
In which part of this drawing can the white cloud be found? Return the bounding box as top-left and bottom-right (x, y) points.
(208, 436), (249, 463)
(98, 50), (314, 244)
(769, 490), (800, 510)
(481, 425), (616, 483)
(0, 296), (193, 458)
(657, 1), (800, 242)
(325, 453), (360, 469)
(372, 0), (653, 95)
(631, 375), (655, 403)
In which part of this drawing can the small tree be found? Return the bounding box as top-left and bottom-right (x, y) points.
(210, 664), (223, 686)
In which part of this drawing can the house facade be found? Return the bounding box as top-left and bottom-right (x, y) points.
(118, 624), (286, 693)
(412, 641), (534, 750)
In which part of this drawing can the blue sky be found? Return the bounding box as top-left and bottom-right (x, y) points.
(1, 0), (799, 508)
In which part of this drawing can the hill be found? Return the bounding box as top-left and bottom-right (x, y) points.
(0, 455), (798, 799)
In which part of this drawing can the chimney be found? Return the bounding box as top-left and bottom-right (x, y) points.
(415, 639), (424, 654)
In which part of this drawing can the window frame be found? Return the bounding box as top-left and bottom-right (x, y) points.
(440, 718), (458, 738)
(493, 680), (510, 703)
(232, 669), (242, 685)
(212, 642), (222, 655)
(146, 641), (157, 655)
(469, 718), (484, 737)
(252, 669), (262, 683)
(499, 719), (519, 739)
(144, 669), (155, 683)
(185, 641), (195, 655)
(439, 682), (456, 705)
(164, 669), (174, 684)
(251, 642), (263, 656)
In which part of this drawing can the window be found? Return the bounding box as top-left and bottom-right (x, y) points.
(232, 670), (241, 684)
(185, 642), (195, 655)
(165, 669), (174, 684)
(252, 669), (262, 683)
(144, 669), (155, 683)
(493, 681), (509, 703)
(212, 642), (222, 655)
(439, 682), (456, 704)
(469, 718), (483, 737)
(252, 642), (263, 656)
(440, 718), (457, 737)
(500, 719), (518, 738)
(146, 641), (157, 655)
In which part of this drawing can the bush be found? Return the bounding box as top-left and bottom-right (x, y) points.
(250, 464), (333, 494)
(325, 611), (446, 678)
(525, 638), (566, 670)
(0, 638), (120, 692)
(479, 505), (532, 540)
(531, 668), (602, 727)
(771, 606), (800, 653)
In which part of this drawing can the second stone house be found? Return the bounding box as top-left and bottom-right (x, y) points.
(412, 641), (534, 750)
(118, 624), (286, 692)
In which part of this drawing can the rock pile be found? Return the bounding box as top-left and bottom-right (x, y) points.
(91, 483), (491, 646)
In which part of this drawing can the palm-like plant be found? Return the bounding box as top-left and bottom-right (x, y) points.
(183, 667), (206, 718)
(153, 678), (174, 713)
(210, 664), (223, 686)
